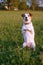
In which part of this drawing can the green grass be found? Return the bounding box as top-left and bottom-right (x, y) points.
(0, 11), (43, 65)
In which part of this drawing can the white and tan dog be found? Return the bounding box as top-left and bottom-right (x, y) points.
(21, 13), (36, 50)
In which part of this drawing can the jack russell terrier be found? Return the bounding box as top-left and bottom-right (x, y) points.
(21, 13), (36, 50)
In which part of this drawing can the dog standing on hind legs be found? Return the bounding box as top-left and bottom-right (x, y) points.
(21, 13), (36, 51)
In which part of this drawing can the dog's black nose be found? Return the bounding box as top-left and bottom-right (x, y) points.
(26, 17), (27, 19)
(25, 17), (28, 21)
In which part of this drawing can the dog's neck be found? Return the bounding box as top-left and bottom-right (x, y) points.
(24, 21), (31, 25)
(24, 22), (31, 25)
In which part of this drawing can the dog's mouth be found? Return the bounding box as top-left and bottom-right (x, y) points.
(25, 17), (28, 21)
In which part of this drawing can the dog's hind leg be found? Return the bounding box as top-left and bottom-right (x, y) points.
(31, 41), (36, 51)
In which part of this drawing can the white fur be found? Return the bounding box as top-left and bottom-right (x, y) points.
(22, 13), (36, 49)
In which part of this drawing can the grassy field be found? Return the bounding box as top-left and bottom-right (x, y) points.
(0, 11), (43, 65)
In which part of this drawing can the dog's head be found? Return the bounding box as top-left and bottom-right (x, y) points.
(21, 13), (32, 23)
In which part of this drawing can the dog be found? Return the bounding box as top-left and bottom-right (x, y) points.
(21, 13), (36, 50)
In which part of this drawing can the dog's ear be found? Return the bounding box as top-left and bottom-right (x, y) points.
(29, 13), (32, 17)
(21, 14), (25, 17)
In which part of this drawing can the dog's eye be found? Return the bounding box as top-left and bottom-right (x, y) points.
(23, 14), (25, 17)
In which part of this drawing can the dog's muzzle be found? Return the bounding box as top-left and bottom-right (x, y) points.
(25, 17), (28, 21)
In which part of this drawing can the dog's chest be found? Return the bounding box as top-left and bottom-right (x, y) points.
(22, 23), (32, 30)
